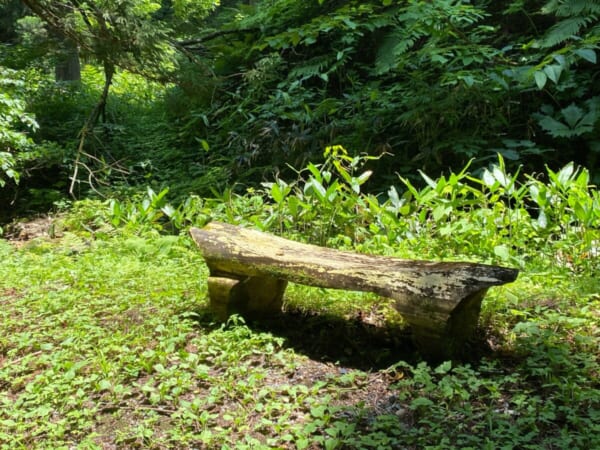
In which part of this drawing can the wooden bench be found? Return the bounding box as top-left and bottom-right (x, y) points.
(190, 222), (518, 360)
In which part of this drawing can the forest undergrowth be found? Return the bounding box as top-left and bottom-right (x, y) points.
(2, 1), (600, 447)
(1, 155), (598, 449)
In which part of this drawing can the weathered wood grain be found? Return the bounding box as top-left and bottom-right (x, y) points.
(190, 222), (518, 359)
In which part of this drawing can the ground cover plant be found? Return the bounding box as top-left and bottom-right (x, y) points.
(2, 1), (599, 447)
(2, 0), (600, 215)
(1, 159), (598, 449)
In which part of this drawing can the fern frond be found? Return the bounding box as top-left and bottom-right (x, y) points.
(539, 16), (592, 47)
(543, 0), (600, 16)
(289, 55), (335, 81)
(375, 27), (425, 75)
(589, 22), (600, 38)
(541, 0), (561, 14)
(556, 0), (600, 17)
(374, 33), (399, 75)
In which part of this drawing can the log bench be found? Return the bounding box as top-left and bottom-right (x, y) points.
(190, 222), (518, 360)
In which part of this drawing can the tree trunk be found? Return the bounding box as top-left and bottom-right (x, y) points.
(55, 39), (81, 82)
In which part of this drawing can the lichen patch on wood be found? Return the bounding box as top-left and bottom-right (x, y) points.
(190, 222), (518, 360)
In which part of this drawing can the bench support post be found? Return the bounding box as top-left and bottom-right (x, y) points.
(191, 222), (518, 360)
(409, 290), (487, 360)
(207, 275), (288, 321)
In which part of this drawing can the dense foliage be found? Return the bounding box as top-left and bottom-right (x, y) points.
(0, 67), (36, 187)
(0, 0), (599, 214)
(0, 163), (598, 448)
(167, 0), (600, 183)
(0, 2), (598, 447)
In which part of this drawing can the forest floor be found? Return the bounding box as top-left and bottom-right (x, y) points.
(2, 215), (59, 246)
(0, 216), (598, 449)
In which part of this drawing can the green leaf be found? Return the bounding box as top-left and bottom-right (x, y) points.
(553, 54), (566, 66)
(539, 103), (597, 137)
(529, 184), (546, 207)
(432, 205), (451, 221)
(306, 162), (322, 182)
(418, 170), (438, 189)
(325, 182), (339, 201)
(556, 163), (574, 186)
(537, 116), (572, 137)
(199, 139), (210, 151)
(271, 183), (283, 203)
(538, 17), (588, 48)
(161, 204), (175, 217)
(492, 166), (511, 188)
(572, 201), (590, 222)
(494, 245), (510, 261)
(561, 104), (584, 128)
(296, 438), (310, 450)
(462, 75), (475, 87)
(98, 379), (112, 391)
(355, 170), (373, 185)
(410, 397), (434, 409)
(534, 71), (547, 89)
(333, 160), (352, 184)
(537, 210), (548, 229)
(287, 195), (299, 216)
(342, 18), (357, 30)
(388, 185), (401, 207)
(498, 148), (520, 160)
(304, 178), (326, 201)
(575, 168), (589, 188)
(435, 361), (452, 374)
(575, 48), (597, 63)
(110, 200), (122, 226)
(543, 64), (562, 83)
(431, 54), (449, 64)
(482, 169), (496, 188)
(310, 405), (327, 418)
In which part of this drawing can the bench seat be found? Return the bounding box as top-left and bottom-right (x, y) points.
(190, 222), (518, 359)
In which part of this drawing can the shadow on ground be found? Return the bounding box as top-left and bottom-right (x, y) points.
(201, 307), (421, 371)
(253, 310), (419, 370)
(188, 306), (496, 371)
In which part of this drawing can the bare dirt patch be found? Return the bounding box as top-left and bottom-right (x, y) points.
(3, 215), (63, 247)
(0, 288), (23, 304)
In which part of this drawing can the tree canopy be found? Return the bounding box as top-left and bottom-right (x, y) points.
(0, 0), (598, 211)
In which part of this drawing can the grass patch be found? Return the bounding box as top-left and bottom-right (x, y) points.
(1, 222), (598, 449)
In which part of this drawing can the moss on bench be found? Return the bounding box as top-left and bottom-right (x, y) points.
(190, 222), (518, 360)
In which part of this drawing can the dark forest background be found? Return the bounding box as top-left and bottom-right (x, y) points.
(1, 0), (599, 220)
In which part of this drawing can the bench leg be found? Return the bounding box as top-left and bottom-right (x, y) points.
(207, 275), (288, 321)
(409, 290), (487, 361)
